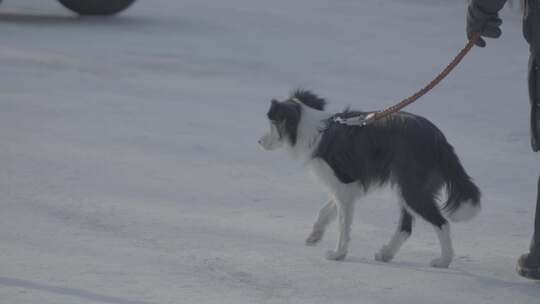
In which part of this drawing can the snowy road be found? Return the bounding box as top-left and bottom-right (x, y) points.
(0, 0), (539, 303)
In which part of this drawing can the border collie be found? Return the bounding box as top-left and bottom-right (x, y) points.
(258, 90), (480, 268)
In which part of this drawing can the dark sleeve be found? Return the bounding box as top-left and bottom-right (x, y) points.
(470, 0), (508, 13)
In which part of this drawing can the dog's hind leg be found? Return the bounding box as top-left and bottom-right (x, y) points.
(401, 186), (454, 268)
(325, 193), (355, 261)
(306, 198), (336, 246)
(430, 223), (454, 268)
(375, 208), (413, 262)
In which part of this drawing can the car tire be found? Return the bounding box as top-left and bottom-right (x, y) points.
(57, 0), (136, 16)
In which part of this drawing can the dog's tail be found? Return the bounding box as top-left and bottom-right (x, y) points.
(439, 143), (481, 222)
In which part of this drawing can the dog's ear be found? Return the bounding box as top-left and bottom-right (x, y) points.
(291, 89), (326, 111)
(281, 104), (300, 146)
(266, 100), (300, 146)
(268, 99), (280, 121)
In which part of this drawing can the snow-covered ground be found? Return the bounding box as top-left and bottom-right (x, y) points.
(0, 0), (539, 303)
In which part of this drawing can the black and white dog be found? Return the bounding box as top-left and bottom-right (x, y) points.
(259, 90), (480, 268)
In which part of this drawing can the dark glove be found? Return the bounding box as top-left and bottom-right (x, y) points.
(466, 2), (503, 47)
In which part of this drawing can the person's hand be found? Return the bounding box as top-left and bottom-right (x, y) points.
(466, 2), (503, 47)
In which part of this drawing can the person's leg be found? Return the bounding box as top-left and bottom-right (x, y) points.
(531, 175), (540, 260)
(529, 0), (540, 258)
(524, 0), (540, 150)
(528, 54), (540, 152)
(517, 51), (540, 281)
(517, 175), (540, 280)
(517, 0), (540, 280)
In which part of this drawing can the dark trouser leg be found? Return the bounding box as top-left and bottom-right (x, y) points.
(531, 175), (540, 260)
(528, 55), (540, 152)
(525, 0), (540, 151)
(517, 177), (540, 278)
(528, 44), (540, 261)
(518, 2), (540, 278)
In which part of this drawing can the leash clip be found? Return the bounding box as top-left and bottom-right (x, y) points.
(334, 113), (376, 127)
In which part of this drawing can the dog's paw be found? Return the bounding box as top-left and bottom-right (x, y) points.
(374, 245), (394, 262)
(325, 250), (347, 261)
(430, 257), (451, 268)
(305, 230), (323, 246)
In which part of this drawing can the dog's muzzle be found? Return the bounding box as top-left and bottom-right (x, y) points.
(258, 133), (274, 150)
(259, 123), (282, 151)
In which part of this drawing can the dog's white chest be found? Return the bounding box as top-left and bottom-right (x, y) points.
(309, 159), (345, 190)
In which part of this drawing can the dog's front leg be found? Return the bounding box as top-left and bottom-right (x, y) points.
(326, 198), (354, 261)
(306, 198), (337, 245)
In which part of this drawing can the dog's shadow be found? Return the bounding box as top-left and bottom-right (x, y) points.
(346, 256), (540, 297)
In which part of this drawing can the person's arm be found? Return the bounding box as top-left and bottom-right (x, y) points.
(467, 0), (507, 47)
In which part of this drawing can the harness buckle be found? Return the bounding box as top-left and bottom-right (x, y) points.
(333, 113), (376, 126)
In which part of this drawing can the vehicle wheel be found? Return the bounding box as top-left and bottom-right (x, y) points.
(57, 0), (136, 16)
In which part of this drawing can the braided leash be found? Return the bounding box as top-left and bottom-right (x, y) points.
(335, 32), (481, 126)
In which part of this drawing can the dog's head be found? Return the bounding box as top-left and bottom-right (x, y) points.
(258, 90), (326, 151)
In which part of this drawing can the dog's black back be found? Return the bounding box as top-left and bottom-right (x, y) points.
(314, 110), (480, 218)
